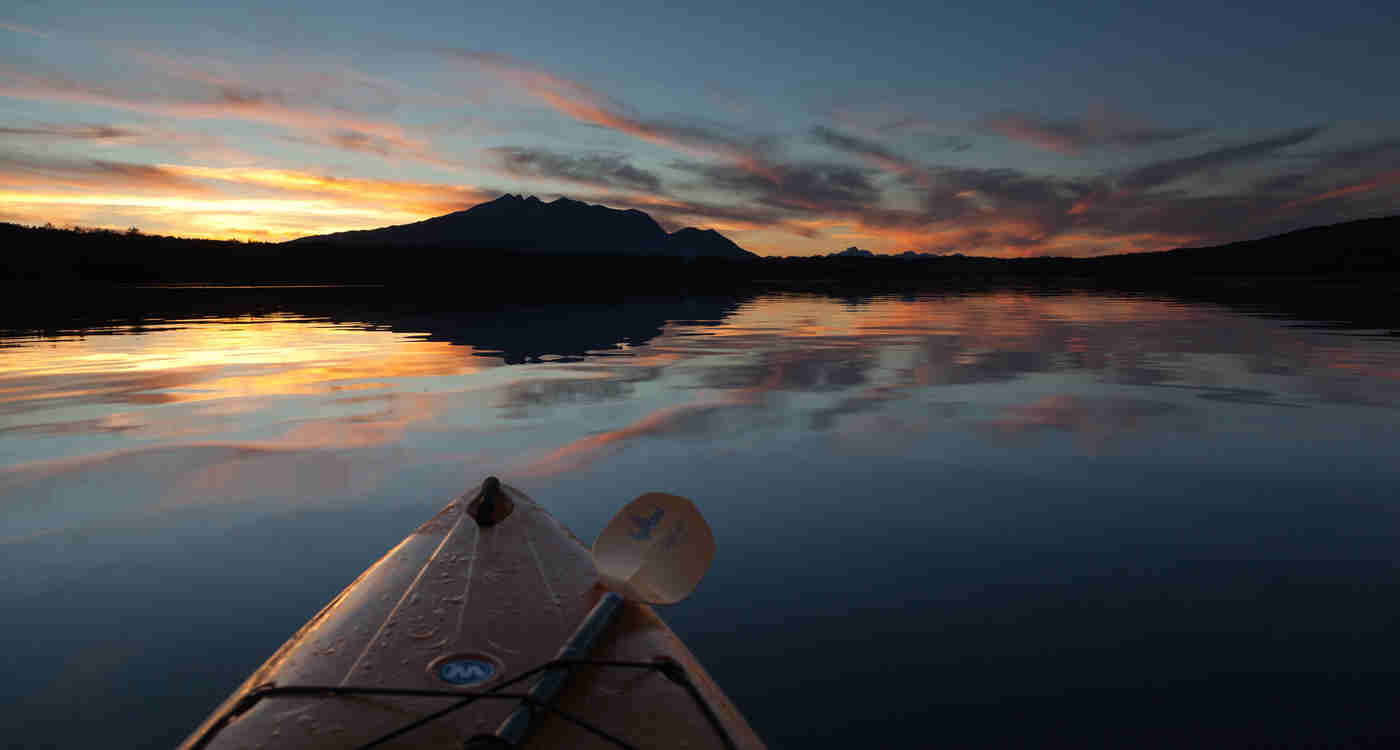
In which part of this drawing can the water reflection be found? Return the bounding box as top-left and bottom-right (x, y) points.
(4, 291), (1399, 533)
(2, 287), (1399, 748)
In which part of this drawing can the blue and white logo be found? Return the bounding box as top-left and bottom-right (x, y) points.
(437, 658), (495, 685)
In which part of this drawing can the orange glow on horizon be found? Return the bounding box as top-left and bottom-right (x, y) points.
(0, 164), (494, 241)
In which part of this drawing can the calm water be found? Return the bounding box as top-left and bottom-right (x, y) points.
(3, 287), (1399, 748)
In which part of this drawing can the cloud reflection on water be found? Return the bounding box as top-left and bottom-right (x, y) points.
(2, 290), (1399, 542)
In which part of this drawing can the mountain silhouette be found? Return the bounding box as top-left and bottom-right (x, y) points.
(287, 195), (757, 260)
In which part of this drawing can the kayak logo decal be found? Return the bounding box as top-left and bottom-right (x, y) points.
(630, 508), (664, 540)
(435, 656), (496, 686)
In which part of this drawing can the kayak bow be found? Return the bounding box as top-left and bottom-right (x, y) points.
(178, 478), (764, 749)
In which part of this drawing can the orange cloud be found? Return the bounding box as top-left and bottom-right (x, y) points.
(1281, 170), (1400, 210)
(450, 51), (776, 177)
(0, 154), (217, 195)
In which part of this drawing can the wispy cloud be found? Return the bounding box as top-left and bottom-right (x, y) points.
(811, 126), (924, 178)
(1307, 137), (1400, 172)
(1118, 126), (1324, 191)
(982, 112), (1207, 153)
(672, 159), (883, 215)
(0, 59), (446, 165)
(488, 146), (662, 192)
(0, 123), (141, 141)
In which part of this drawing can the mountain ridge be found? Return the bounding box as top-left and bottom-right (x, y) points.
(287, 194), (758, 260)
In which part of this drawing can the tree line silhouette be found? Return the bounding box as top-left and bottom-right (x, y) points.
(2, 215), (1396, 290)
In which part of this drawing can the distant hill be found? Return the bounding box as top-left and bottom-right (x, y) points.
(288, 194), (758, 260)
(1084, 215), (1399, 275)
(806, 217), (1398, 272)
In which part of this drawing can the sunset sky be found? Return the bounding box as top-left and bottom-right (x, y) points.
(2, 0), (1397, 256)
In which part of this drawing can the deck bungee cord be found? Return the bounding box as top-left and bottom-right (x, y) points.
(186, 657), (739, 750)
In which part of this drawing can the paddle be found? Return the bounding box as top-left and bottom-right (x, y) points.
(592, 491), (717, 606)
(482, 488), (717, 748)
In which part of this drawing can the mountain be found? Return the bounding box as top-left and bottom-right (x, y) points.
(287, 195), (757, 260)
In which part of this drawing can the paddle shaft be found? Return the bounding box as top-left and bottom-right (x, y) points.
(495, 591), (624, 746)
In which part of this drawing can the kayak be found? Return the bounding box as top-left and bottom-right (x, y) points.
(178, 478), (765, 749)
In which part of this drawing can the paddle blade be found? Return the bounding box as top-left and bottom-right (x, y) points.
(592, 492), (715, 605)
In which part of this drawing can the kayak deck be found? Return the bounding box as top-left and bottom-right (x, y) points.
(179, 481), (764, 749)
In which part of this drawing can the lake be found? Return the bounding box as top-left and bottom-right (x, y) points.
(2, 285), (1398, 748)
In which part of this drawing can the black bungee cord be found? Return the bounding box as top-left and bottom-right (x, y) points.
(185, 656), (740, 750)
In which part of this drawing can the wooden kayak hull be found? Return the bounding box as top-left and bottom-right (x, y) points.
(178, 481), (764, 749)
